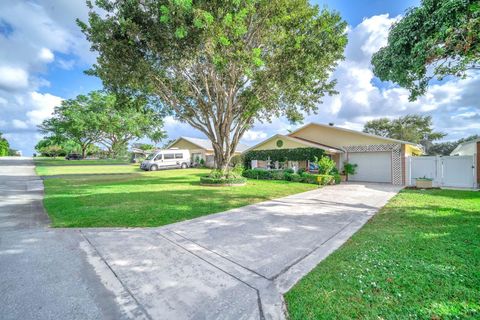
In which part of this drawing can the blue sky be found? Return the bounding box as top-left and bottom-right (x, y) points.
(1, 0), (479, 156)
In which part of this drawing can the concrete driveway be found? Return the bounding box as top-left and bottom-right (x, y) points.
(0, 157), (402, 319)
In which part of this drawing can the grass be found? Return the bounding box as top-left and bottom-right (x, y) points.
(285, 188), (480, 320)
(36, 158), (317, 227)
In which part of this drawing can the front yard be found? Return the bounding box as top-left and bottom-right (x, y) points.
(36, 159), (316, 227)
(285, 188), (480, 319)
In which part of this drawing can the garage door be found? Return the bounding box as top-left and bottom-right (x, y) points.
(348, 152), (392, 183)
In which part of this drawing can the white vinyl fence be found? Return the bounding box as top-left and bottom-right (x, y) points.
(406, 155), (477, 189)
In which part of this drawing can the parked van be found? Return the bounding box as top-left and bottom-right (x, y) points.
(140, 149), (190, 171)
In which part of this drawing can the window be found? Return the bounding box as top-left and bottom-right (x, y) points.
(174, 153), (183, 159)
(164, 153), (174, 159)
(154, 154), (162, 161)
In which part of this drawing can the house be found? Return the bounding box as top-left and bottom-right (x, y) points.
(244, 123), (423, 185)
(450, 138), (480, 156)
(450, 138), (480, 186)
(167, 136), (249, 167)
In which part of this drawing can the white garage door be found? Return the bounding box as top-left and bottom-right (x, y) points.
(348, 152), (392, 183)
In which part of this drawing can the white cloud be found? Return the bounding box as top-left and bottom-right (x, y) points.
(57, 59), (75, 70)
(38, 48), (54, 63)
(26, 92), (63, 126)
(242, 130), (268, 142)
(0, 66), (28, 90)
(12, 119), (28, 129)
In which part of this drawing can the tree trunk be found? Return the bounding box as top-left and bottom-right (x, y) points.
(81, 146), (87, 159)
(212, 144), (232, 175)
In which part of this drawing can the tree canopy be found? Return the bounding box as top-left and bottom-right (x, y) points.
(430, 134), (480, 155)
(0, 132), (10, 156)
(79, 0), (348, 171)
(372, 0), (480, 100)
(363, 114), (446, 152)
(39, 91), (165, 158)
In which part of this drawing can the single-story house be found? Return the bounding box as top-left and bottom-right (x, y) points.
(450, 138), (480, 185)
(167, 136), (249, 168)
(244, 122), (423, 185)
(450, 138), (480, 156)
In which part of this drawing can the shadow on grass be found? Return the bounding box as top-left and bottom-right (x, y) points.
(45, 187), (277, 227)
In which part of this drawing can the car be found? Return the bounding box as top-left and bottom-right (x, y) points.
(65, 153), (82, 160)
(140, 149), (190, 171)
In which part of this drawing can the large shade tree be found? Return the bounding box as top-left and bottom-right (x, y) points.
(79, 0), (348, 172)
(372, 0), (480, 100)
(39, 91), (165, 158)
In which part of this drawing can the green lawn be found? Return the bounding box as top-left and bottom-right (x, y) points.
(35, 157), (130, 167)
(285, 189), (480, 319)
(36, 160), (316, 227)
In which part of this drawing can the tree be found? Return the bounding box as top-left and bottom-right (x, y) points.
(39, 95), (103, 159)
(372, 0), (480, 100)
(0, 132), (10, 156)
(430, 134), (480, 155)
(363, 114), (446, 152)
(90, 92), (165, 157)
(39, 91), (165, 158)
(79, 0), (348, 173)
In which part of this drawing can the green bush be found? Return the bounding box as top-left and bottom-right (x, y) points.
(200, 176), (247, 185)
(333, 173), (341, 184)
(317, 174), (334, 185)
(300, 172), (320, 184)
(243, 148), (325, 167)
(243, 168), (272, 180)
(316, 156), (336, 175)
(271, 169), (286, 180)
(290, 173), (303, 182)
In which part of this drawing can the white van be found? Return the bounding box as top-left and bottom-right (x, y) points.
(140, 149), (191, 171)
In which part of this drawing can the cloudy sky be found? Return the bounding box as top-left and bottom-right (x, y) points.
(1, 0), (479, 155)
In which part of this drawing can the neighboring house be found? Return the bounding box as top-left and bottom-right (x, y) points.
(450, 138), (480, 187)
(245, 123), (423, 185)
(450, 138), (480, 156)
(167, 136), (249, 168)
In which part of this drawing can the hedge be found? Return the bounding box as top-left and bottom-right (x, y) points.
(243, 168), (336, 186)
(243, 148), (325, 168)
(200, 176), (247, 185)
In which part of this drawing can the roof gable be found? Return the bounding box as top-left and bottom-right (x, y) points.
(289, 122), (421, 148)
(168, 137), (249, 153)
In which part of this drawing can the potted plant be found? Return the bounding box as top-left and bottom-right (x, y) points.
(416, 176), (433, 189)
(343, 162), (358, 181)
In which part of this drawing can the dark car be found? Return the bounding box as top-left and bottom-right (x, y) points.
(65, 153), (82, 160)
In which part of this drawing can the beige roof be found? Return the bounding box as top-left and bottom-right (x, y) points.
(243, 134), (344, 154)
(168, 136), (250, 152)
(289, 122), (421, 146)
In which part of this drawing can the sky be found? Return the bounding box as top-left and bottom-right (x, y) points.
(1, 0), (479, 156)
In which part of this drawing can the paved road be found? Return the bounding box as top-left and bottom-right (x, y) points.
(0, 157), (402, 319)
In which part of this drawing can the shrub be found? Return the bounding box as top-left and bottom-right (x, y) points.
(284, 168), (294, 174)
(290, 173), (303, 182)
(333, 173), (341, 184)
(317, 174), (334, 185)
(200, 176), (247, 185)
(243, 148), (325, 168)
(297, 168), (306, 175)
(300, 172), (321, 184)
(343, 162), (358, 178)
(231, 163), (244, 176)
(271, 169), (286, 180)
(243, 168), (273, 180)
(316, 156), (336, 175)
